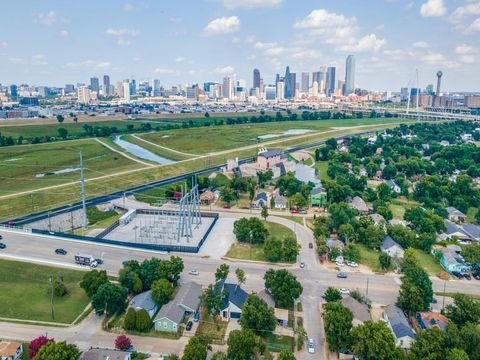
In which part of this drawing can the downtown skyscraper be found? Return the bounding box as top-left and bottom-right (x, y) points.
(326, 67), (336, 97)
(253, 69), (261, 89)
(284, 66), (296, 99)
(344, 55), (356, 95)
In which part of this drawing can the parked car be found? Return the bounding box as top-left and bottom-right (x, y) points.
(291, 210), (300, 214)
(337, 272), (347, 279)
(186, 321), (193, 331)
(55, 248), (67, 255)
(464, 273), (472, 280)
(0, 235), (2, 240)
(451, 271), (463, 279)
(347, 261), (358, 267)
(193, 311), (200, 322)
(309, 243), (313, 249)
(339, 288), (350, 295)
(431, 298), (438, 304)
(335, 261), (345, 267)
(94, 258), (104, 265)
(473, 272), (480, 280)
(300, 262), (305, 268)
(300, 210), (307, 214)
(307, 339), (315, 354)
(188, 269), (199, 276)
(0, 242), (6, 249)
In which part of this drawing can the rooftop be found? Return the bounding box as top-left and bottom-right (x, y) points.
(0, 341), (21, 357)
(384, 304), (416, 340)
(341, 296), (371, 323)
(81, 348), (131, 360)
(130, 290), (156, 311)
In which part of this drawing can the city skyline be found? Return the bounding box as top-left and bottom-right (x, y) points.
(0, 0), (479, 91)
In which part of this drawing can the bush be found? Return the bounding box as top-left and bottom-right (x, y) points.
(86, 206), (117, 225)
(115, 335), (132, 351)
(53, 279), (68, 297)
(28, 336), (53, 359)
(379, 252), (392, 270)
(124, 307), (136, 331)
(135, 309), (152, 332)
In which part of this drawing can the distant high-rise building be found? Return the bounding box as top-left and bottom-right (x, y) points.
(115, 81), (124, 97)
(64, 84), (75, 94)
(290, 73), (296, 98)
(284, 66), (293, 99)
(103, 75), (110, 96)
(153, 79), (161, 97)
(264, 85), (276, 101)
(344, 55), (355, 95)
(301, 72), (309, 93)
(9, 85), (18, 101)
(253, 69), (261, 89)
(276, 81), (285, 101)
(222, 77), (233, 100)
(123, 81), (130, 101)
(425, 84), (434, 95)
(77, 86), (91, 104)
(326, 67), (336, 97)
(130, 79), (136, 95)
(90, 77), (99, 92)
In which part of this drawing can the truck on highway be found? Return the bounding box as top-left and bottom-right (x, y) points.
(75, 253), (98, 267)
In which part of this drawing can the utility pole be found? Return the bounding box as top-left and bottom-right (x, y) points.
(80, 151), (87, 230)
(49, 276), (55, 320)
(366, 277), (370, 298)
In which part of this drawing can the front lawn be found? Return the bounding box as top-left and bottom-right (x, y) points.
(356, 244), (385, 273)
(265, 334), (294, 352)
(411, 249), (443, 275)
(195, 308), (228, 345)
(0, 259), (90, 323)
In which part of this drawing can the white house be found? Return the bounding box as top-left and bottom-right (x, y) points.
(386, 179), (401, 194)
(381, 236), (405, 259)
(383, 304), (416, 349)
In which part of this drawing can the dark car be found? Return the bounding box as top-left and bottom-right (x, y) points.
(309, 243), (313, 249)
(473, 272), (480, 280)
(431, 298), (438, 304)
(451, 271), (463, 279)
(0, 242), (6, 249)
(464, 273), (472, 280)
(186, 321), (193, 331)
(55, 248), (67, 255)
(0, 235), (2, 240)
(337, 272), (347, 279)
(94, 258), (104, 265)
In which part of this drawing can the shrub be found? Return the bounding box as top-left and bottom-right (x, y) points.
(28, 336), (53, 359)
(124, 308), (136, 331)
(53, 279), (68, 297)
(135, 309), (152, 332)
(115, 335), (132, 351)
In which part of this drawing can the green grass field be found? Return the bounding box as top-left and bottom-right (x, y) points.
(140, 118), (409, 154)
(226, 221), (296, 262)
(0, 259), (90, 323)
(389, 197), (419, 220)
(314, 160), (330, 181)
(411, 249), (443, 275)
(356, 244), (385, 273)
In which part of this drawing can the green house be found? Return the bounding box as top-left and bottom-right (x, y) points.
(311, 186), (327, 207)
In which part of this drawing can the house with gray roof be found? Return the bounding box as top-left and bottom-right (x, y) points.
(348, 196), (369, 214)
(383, 304), (416, 349)
(386, 179), (401, 194)
(440, 220), (480, 243)
(81, 348), (131, 360)
(130, 290), (158, 318)
(381, 236), (404, 259)
(446, 207), (467, 223)
(341, 297), (370, 327)
(153, 282), (202, 333)
(273, 194), (287, 209)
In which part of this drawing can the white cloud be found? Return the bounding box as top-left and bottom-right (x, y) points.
(122, 3), (137, 12)
(153, 68), (175, 74)
(455, 44), (476, 55)
(203, 16), (240, 36)
(461, 55), (476, 63)
(412, 41), (430, 48)
(175, 57), (186, 63)
(254, 41), (278, 49)
(339, 34), (386, 52)
(466, 17), (480, 32)
(420, 0), (447, 17)
(291, 49), (322, 60)
(117, 38), (131, 46)
(33, 11), (66, 25)
(294, 9), (356, 29)
(105, 28), (140, 37)
(220, 0), (283, 9)
(214, 65), (235, 74)
(450, 1), (480, 23)
(64, 60), (112, 70)
(60, 30), (69, 37)
(0, 41), (7, 48)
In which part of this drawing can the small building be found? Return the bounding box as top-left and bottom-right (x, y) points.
(386, 179), (401, 194)
(383, 304), (416, 349)
(461, 133), (473, 142)
(256, 149), (282, 171)
(389, 219), (408, 227)
(348, 196), (369, 214)
(252, 192), (269, 208)
(381, 236), (404, 259)
(311, 186), (327, 207)
(200, 190), (216, 205)
(0, 341), (23, 360)
(446, 207), (467, 223)
(440, 220), (480, 242)
(341, 296), (371, 327)
(371, 213), (386, 227)
(367, 136), (377, 145)
(327, 239), (345, 252)
(416, 312), (448, 331)
(217, 279), (248, 320)
(273, 195), (288, 209)
(440, 140), (450, 147)
(437, 247), (471, 274)
(130, 290), (158, 318)
(81, 348), (131, 360)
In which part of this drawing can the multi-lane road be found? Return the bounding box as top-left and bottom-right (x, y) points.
(1, 215), (479, 358)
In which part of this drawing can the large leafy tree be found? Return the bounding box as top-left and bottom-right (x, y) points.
(323, 302), (353, 352)
(227, 330), (264, 360)
(233, 218), (269, 244)
(322, 287), (342, 303)
(182, 336), (211, 360)
(410, 327), (445, 360)
(351, 321), (401, 360)
(151, 278), (174, 305)
(458, 323), (480, 360)
(91, 282), (128, 315)
(215, 263), (230, 282)
(461, 243), (480, 265)
(282, 236), (300, 262)
(328, 202), (357, 229)
(264, 269), (303, 309)
(202, 284), (226, 318)
(264, 237), (283, 262)
(80, 270), (109, 298)
(396, 280), (425, 315)
(35, 342), (80, 360)
(444, 293), (480, 327)
(239, 294), (276, 335)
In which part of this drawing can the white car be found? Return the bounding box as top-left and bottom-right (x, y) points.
(335, 261), (345, 266)
(188, 269), (199, 276)
(347, 261), (359, 267)
(307, 339), (315, 353)
(300, 262), (305, 268)
(90, 260), (98, 268)
(339, 288), (350, 295)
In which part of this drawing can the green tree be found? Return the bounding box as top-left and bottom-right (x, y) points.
(118, 269), (143, 294)
(56, 115), (65, 123)
(80, 270), (109, 298)
(227, 330), (264, 360)
(264, 237), (283, 262)
(458, 322), (480, 360)
(277, 350), (296, 360)
(221, 187), (236, 206)
(54, 278), (68, 297)
(282, 236), (300, 262)
(239, 294), (276, 335)
(57, 128), (68, 139)
(323, 301), (353, 352)
(290, 193), (307, 209)
(379, 252), (392, 270)
(233, 218), (269, 244)
(351, 321), (401, 360)
(403, 266), (433, 310)
(211, 352), (227, 360)
(151, 279), (174, 305)
(35, 342), (80, 360)
(338, 223), (357, 243)
(343, 244), (361, 262)
(400, 248), (420, 273)
(357, 223), (386, 249)
(446, 349), (469, 360)
(235, 268), (246, 290)
(215, 263), (230, 282)
(410, 327), (445, 360)
(322, 287), (342, 302)
(461, 243), (480, 265)
(202, 284), (226, 318)
(444, 293), (480, 327)
(91, 282), (128, 315)
(329, 202), (357, 229)
(135, 308), (152, 332)
(396, 280), (424, 315)
(124, 307), (136, 330)
(377, 183), (392, 201)
(182, 336), (211, 360)
(264, 269), (303, 308)
(261, 206), (269, 220)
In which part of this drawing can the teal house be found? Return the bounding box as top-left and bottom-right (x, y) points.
(434, 247), (471, 274)
(311, 186), (327, 207)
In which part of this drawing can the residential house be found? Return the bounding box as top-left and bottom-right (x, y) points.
(295, 163), (319, 185)
(153, 282), (202, 332)
(217, 279), (249, 320)
(381, 236), (405, 259)
(273, 195), (288, 209)
(0, 341), (23, 360)
(383, 304), (416, 349)
(311, 186), (327, 207)
(252, 192), (269, 208)
(439, 220), (480, 243)
(348, 196), (369, 214)
(256, 149), (282, 171)
(367, 136), (377, 145)
(327, 239), (345, 252)
(200, 190), (216, 205)
(440, 140), (450, 147)
(389, 219), (408, 227)
(274, 308), (289, 327)
(435, 247), (471, 274)
(416, 312), (448, 331)
(371, 213), (386, 227)
(130, 290), (158, 318)
(258, 289), (288, 326)
(386, 179), (401, 194)
(446, 207), (467, 223)
(341, 296), (371, 327)
(461, 133), (473, 142)
(81, 348), (131, 360)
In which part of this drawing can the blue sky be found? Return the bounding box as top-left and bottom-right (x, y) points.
(0, 0), (479, 91)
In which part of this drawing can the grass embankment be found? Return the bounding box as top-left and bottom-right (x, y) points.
(0, 259), (89, 323)
(121, 134), (192, 161)
(226, 221), (296, 262)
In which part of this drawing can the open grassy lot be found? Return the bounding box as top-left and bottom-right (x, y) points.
(226, 221), (297, 262)
(389, 197), (420, 220)
(0, 259), (90, 323)
(195, 308), (228, 344)
(314, 160), (330, 181)
(412, 249), (443, 275)
(356, 244), (385, 273)
(140, 118), (409, 154)
(0, 139), (144, 195)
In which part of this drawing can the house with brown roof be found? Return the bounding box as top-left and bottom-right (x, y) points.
(200, 190), (216, 205)
(348, 196), (369, 214)
(341, 296), (371, 327)
(0, 341), (23, 360)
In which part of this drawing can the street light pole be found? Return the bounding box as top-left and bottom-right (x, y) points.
(49, 276), (55, 320)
